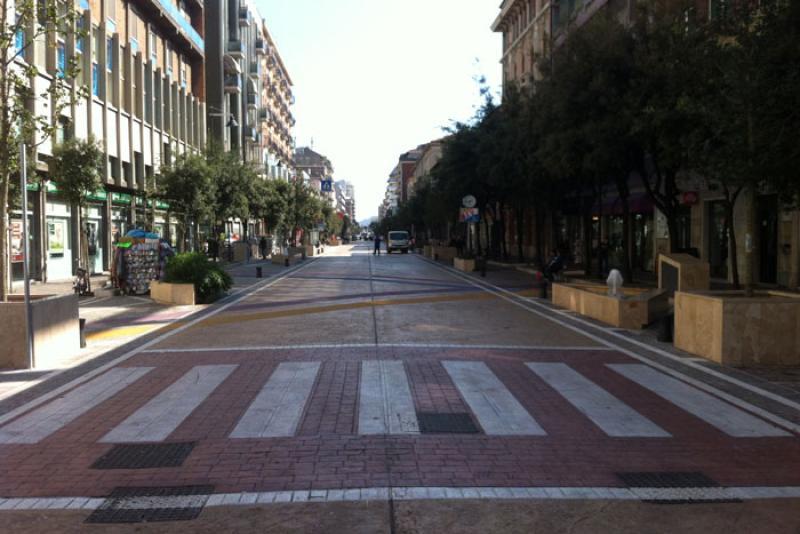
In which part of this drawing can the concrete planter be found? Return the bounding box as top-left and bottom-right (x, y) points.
(305, 245), (316, 257)
(423, 245), (434, 259)
(432, 246), (457, 262)
(150, 281), (196, 306)
(675, 290), (800, 366)
(272, 254), (298, 266)
(454, 257), (476, 272)
(0, 294), (80, 370)
(552, 282), (669, 330)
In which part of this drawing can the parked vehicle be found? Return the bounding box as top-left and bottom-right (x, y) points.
(387, 231), (410, 254)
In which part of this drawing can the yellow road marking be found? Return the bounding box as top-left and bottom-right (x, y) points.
(86, 323), (182, 341)
(191, 289), (538, 329)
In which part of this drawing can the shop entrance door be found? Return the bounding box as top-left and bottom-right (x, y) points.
(707, 201), (729, 280)
(758, 195), (778, 284)
(84, 219), (104, 274)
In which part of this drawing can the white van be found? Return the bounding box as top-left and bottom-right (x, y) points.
(387, 231), (410, 254)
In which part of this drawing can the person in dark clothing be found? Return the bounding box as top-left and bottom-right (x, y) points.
(259, 236), (268, 259)
(544, 249), (565, 281)
(373, 234), (382, 255)
(597, 240), (609, 278)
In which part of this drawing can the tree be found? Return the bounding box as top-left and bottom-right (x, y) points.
(206, 146), (259, 240)
(1, 0), (84, 299)
(49, 136), (103, 270)
(157, 154), (214, 252)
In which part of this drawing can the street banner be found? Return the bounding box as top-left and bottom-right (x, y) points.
(460, 208), (480, 223)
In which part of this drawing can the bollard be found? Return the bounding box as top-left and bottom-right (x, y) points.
(79, 318), (87, 348)
(256, 266), (263, 278)
(657, 312), (674, 343)
(540, 280), (548, 300)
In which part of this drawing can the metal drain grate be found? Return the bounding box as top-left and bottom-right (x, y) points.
(85, 485), (214, 524)
(617, 472), (740, 505)
(417, 413), (480, 434)
(617, 472), (719, 488)
(92, 442), (196, 470)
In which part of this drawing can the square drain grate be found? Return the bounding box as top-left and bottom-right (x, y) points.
(617, 472), (719, 488)
(418, 413), (480, 434)
(85, 485), (214, 524)
(92, 442), (196, 470)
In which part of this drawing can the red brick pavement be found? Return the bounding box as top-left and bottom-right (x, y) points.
(0, 347), (798, 499)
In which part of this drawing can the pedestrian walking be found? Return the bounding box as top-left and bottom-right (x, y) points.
(373, 234), (382, 255)
(259, 235), (268, 259)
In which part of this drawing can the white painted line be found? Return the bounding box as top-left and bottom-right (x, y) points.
(141, 343), (613, 354)
(230, 362), (320, 438)
(101, 365), (238, 443)
(526, 362), (670, 438)
(0, 260), (318, 427)
(359, 361), (419, 435)
(443, 361), (546, 436)
(0, 367), (153, 444)
(421, 257), (800, 435)
(608, 364), (791, 437)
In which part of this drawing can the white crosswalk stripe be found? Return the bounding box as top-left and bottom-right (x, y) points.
(0, 367), (153, 444)
(608, 364), (791, 437)
(526, 363), (670, 437)
(443, 361), (546, 436)
(230, 362), (320, 438)
(359, 361), (419, 434)
(101, 365), (238, 443)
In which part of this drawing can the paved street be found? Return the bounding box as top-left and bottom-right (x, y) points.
(0, 244), (799, 532)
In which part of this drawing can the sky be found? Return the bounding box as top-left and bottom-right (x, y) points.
(255, 0), (502, 223)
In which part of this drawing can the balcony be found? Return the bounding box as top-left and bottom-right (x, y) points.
(248, 61), (260, 80)
(226, 40), (245, 59)
(224, 75), (241, 94)
(246, 92), (258, 110)
(149, 0), (204, 54)
(258, 108), (269, 121)
(255, 38), (266, 55)
(238, 7), (252, 26)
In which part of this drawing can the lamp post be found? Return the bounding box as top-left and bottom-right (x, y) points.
(20, 143), (34, 368)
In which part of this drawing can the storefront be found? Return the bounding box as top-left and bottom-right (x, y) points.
(45, 200), (73, 280)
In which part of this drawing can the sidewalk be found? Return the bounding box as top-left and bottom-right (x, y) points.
(0, 254), (307, 401)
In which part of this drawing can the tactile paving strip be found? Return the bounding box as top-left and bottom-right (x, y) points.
(417, 413), (480, 434)
(85, 485), (214, 524)
(91, 442), (196, 470)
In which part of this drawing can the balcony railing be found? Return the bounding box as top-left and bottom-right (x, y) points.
(226, 40), (245, 58)
(154, 0), (204, 51)
(255, 38), (266, 55)
(224, 75), (241, 93)
(238, 7), (251, 26)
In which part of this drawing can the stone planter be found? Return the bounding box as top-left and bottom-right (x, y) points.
(272, 254), (298, 266)
(675, 290), (800, 366)
(423, 245), (434, 259)
(552, 283), (669, 330)
(454, 257), (476, 272)
(0, 294), (80, 370)
(305, 245), (316, 257)
(150, 281), (196, 306)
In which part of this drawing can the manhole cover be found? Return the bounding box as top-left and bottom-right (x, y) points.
(616, 472), (719, 488)
(92, 442), (196, 470)
(85, 485), (214, 524)
(417, 413), (480, 434)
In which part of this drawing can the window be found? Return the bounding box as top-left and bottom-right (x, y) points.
(165, 42), (172, 77)
(180, 60), (187, 89)
(106, 37), (113, 71)
(75, 17), (84, 53)
(14, 16), (24, 54)
(130, 37), (138, 54)
(149, 29), (158, 65)
(55, 117), (70, 145)
(56, 42), (66, 78)
(92, 63), (99, 96)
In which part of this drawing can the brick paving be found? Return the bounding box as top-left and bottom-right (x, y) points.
(0, 244), (797, 515)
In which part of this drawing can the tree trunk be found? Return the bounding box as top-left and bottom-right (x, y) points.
(724, 199), (740, 290)
(0, 183), (8, 301)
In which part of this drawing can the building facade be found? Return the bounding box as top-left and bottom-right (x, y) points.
(12, 0), (206, 282)
(294, 146), (334, 205)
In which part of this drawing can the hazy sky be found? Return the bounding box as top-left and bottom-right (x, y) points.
(255, 0), (502, 222)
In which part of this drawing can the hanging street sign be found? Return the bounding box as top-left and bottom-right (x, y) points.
(462, 195), (477, 208)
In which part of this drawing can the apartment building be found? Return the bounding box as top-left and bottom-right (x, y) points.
(260, 25), (295, 179)
(408, 139), (444, 200)
(334, 180), (356, 221)
(12, 0), (206, 282)
(294, 146), (334, 206)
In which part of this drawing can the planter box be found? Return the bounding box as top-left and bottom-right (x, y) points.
(432, 246), (457, 262)
(675, 290), (800, 366)
(424, 245), (434, 259)
(150, 281), (196, 306)
(305, 245), (316, 257)
(552, 282), (669, 330)
(0, 294), (80, 370)
(454, 257), (476, 272)
(658, 253), (710, 292)
(272, 254), (299, 266)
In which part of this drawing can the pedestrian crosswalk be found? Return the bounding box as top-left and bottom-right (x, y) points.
(0, 360), (792, 445)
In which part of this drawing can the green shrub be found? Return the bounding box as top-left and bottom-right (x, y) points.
(164, 252), (233, 303)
